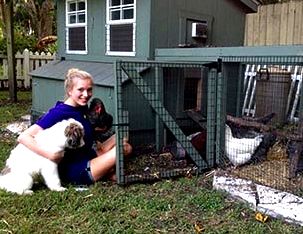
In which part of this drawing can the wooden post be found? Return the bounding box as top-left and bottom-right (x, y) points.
(5, 0), (17, 101)
(23, 49), (30, 88)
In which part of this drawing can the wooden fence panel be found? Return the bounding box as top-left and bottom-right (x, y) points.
(286, 2), (295, 44)
(245, 1), (303, 46)
(293, 1), (303, 44)
(280, 3), (288, 45)
(259, 5), (267, 45)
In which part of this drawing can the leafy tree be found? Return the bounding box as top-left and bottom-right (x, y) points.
(0, 0), (56, 53)
(15, 0), (55, 40)
(0, 0), (56, 101)
(0, 26), (37, 53)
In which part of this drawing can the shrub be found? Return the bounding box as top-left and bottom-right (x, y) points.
(0, 31), (37, 54)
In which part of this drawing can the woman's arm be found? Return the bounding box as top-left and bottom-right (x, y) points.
(17, 124), (63, 162)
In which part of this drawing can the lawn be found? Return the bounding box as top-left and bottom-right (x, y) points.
(0, 91), (302, 233)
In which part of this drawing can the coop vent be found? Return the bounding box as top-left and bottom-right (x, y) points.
(191, 22), (207, 38)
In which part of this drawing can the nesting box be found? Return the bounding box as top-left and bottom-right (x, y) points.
(255, 67), (291, 124)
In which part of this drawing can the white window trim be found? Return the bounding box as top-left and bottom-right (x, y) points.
(65, 0), (88, 54)
(106, 1), (136, 23)
(105, 0), (136, 56)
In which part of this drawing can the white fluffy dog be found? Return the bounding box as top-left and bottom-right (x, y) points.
(0, 118), (85, 194)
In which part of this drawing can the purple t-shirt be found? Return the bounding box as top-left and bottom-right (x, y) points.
(36, 101), (97, 183)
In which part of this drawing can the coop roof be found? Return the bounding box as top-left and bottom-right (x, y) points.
(240, 0), (259, 13)
(30, 60), (115, 88)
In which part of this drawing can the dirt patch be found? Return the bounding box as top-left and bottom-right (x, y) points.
(124, 142), (303, 196)
(124, 144), (198, 183)
(0, 115), (31, 143)
(0, 128), (17, 143)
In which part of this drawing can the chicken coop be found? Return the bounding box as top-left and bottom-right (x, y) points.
(30, 0), (260, 188)
(31, 40), (303, 194)
(113, 46), (303, 196)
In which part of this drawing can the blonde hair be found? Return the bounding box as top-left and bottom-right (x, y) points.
(64, 68), (94, 100)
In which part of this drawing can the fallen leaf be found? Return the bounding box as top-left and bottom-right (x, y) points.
(255, 212), (269, 223)
(194, 221), (205, 233)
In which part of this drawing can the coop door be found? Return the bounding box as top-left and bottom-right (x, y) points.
(163, 67), (206, 119)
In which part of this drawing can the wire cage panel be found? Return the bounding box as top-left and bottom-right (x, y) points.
(115, 61), (217, 184)
(218, 56), (303, 196)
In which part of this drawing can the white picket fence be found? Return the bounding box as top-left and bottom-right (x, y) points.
(0, 49), (56, 89)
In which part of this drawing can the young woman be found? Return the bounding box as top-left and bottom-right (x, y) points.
(18, 68), (132, 185)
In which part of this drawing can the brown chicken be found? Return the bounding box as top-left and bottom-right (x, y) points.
(87, 98), (114, 143)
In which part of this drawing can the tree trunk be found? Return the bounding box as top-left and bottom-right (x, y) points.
(0, 0), (7, 38)
(40, 0), (54, 39)
(5, 0), (17, 102)
(25, 0), (55, 40)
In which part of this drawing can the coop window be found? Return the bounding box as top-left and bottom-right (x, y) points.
(106, 0), (136, 56)
(65, 0), (87, 54)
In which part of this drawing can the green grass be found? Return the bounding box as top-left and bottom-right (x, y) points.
(0, 91), (32, 128)
(0, 91), (303, 233)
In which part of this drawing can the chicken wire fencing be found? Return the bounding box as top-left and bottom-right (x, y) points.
(114, 61), (219, 184)
(217, 56), (303, 196)
(114, 57), (303, 196)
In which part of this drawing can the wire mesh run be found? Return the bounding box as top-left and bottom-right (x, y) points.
(114, 61), (216, 184)
(218, 56), (303, 196)
(114, 56), (303, 196)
